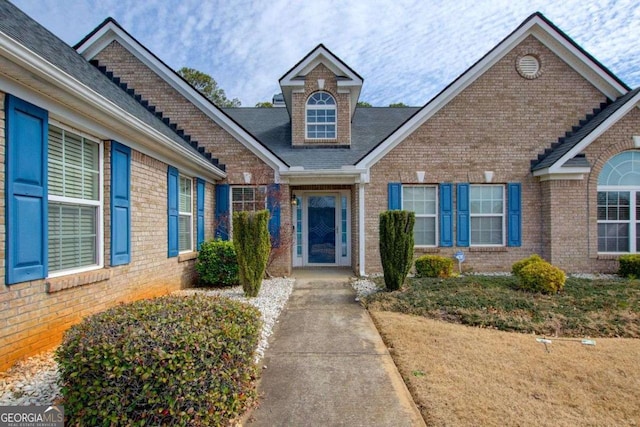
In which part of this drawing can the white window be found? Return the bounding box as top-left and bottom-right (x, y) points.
(402, 185), (437, 246)
(231, 186), (267, 213)
(470, 185), (504, 246)
(597, 151), (640, 253)
(179, 175), (193, 252)
(47, 124), (102, 275)
(306, 92), (336, 139)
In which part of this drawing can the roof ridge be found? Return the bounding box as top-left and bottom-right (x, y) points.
(531, 88), (640, 170)
(89, 59), (226, 171)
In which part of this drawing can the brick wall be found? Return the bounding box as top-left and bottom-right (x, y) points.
(365, 36), (607, 273)
(93, 41), (291, 275)
(291, 64), (351, 147)
(0, 105), (211, 368)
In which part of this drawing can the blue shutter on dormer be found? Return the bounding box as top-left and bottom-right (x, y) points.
(507, 183), (522, 247)
(215, 183), (230, 240)
(110, 141), (131, 266)
(439, 183), (453, 247)
(5, 95), (48, 284)
(267, 184), (281, 247)
(167, 166), (179, 257)
(388, 183), (401, 210)
(196, 178), (205, 250)
(456, 183), (470, 247)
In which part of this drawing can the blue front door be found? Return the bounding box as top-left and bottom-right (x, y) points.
(307, 195), (336, 264)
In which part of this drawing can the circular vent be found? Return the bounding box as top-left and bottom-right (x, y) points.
(517, 54), (542, 79)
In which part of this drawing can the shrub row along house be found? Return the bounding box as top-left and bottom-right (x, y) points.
(1, 0), (639, 368)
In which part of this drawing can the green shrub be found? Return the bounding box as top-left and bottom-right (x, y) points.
(379, 210), (415, 291)
(55, 295), (261, 426)
(517, 261), (566, 294)
(195, 239), (239, 287)
(618, 254), (640, 278)
(233, 210), (271, 297)
(512, 254), (544, 277)
(415, 255), (454, 278)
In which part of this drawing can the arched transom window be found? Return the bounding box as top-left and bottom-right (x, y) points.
(306, 92), (336, 139)
(597, 151), (640, 253)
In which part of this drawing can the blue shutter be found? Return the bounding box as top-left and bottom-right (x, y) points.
(507, 183), (522, 247)
(215, 183), (230, 240)
(110, 141), (131, 265)
(388, 183), (401, 210)
(456, 183), (470, 247)
(267, 184), (281, 247)
(167, 166), (179, 257)
(5, 95), (48, 284)
(196, 178), (205, 250)
(439, 183), (453, 247)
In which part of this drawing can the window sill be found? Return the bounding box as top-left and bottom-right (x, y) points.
(46, 269), (112, 293)
(178, 252), (198, 262)
(468, 246), (508, 252)
(415, 247), (440, 254)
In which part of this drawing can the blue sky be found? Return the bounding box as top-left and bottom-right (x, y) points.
(11, 0), (640, 107)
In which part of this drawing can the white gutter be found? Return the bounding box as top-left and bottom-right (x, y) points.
(0, 31), (226, 180)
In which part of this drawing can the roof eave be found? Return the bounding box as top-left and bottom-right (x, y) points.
(0, 30), (226, 180)
(75, 20), (289, 171)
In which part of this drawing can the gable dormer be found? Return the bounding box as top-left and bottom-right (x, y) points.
(279, 45), (363, 147)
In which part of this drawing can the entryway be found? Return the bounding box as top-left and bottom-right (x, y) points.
(291, 191), (350, 267)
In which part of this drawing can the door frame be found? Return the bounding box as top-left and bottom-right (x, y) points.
(292, 190), (350, 267)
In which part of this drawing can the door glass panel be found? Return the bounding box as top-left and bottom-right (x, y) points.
(308, 196), (336, 263)
(296, 197), (302, 257)
(341, 195), (347, 257)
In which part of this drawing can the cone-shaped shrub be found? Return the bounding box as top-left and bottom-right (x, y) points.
(379, 210), (415, 291)
(233, 210), (271, 297)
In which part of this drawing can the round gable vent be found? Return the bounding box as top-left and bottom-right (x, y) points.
(517, 54), (542, 79)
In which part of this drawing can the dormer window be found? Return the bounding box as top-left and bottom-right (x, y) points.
(306, 92), (336, 139)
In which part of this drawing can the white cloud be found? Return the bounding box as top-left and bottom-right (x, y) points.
(11, 0), (640, 106)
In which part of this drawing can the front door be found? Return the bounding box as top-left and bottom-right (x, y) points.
(307, 195), (336, 264)
(292, 191), (350, 267)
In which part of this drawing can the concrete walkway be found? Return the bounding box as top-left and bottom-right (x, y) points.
(246, 269), (425, 427)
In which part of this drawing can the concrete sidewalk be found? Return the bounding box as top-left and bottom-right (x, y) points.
(246, 270), (425, 426)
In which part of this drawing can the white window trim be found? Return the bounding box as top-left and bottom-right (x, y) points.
(305, 92), (337, 140)
(597, 185), (638, 254)
(179, 175), (194, 254)
(402, 184), (438, 248)
(470, 184), (506, 247)
(47, 120), (104, 278)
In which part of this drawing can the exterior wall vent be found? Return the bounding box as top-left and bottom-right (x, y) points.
(516, 54), (542, 79)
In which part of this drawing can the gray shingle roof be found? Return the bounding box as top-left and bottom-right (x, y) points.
(0, 0), (221, 171)
(222, 107), (419, 169)
(532, 87), (640, 171)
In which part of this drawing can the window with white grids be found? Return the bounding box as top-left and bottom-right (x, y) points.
(179, 175), (193, 253)
(306, 92), (336, 139)
(470, 185), (504, 246)
(231, 186), (267, 213)
(402, 185), (437, 246)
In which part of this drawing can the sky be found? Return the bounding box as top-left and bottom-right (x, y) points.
(10, 0), (640, 107)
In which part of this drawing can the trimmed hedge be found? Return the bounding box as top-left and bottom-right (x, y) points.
(511, 254), (543, 277)
(514, 259), (566, 294)
(415, 255), (454, 278)
(618, 254), (640, 278)
(55, 295), (261, 426)
(233, 210), (271, 297)
(379, 210), (415, 291)
(195, 239), (239, 287)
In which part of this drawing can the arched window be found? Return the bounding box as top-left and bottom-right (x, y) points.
(597, 151), (640, 253)
(306, 92), (336, 139)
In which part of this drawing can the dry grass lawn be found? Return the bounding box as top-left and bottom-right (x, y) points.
(370, 310), (640, 427)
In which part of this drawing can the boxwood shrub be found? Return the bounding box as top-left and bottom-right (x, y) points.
(195, 239), (239, 287)
(55, 295), (261, 426)
(415, 255), (454, 278)
(511, 254), (543, 277)
(618, 254), (640, 278)
(516, 260), (566, 294)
